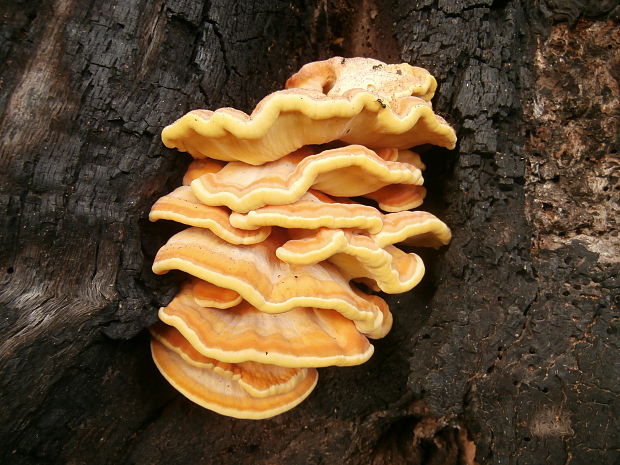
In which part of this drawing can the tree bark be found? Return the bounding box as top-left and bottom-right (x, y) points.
(0, 1), (617, 464)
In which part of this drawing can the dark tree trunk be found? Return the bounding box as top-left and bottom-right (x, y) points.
(1, 1), (618, 464)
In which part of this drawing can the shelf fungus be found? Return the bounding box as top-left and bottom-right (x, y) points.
(153, 227), (387, 335)
(150, 336), (318, 419)
(189, 145), (424, 212)
(157, 281), (379, 367)
(161, 58), (456, 164)
(149, 186), (271, 245)
(149, 57), (455, 419)
(228, 191), (386, 234)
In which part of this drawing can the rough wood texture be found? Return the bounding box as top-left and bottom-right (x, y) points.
(1, 1), (618, 464)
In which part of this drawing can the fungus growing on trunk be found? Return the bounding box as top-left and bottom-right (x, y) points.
(149, 57), (455, 418)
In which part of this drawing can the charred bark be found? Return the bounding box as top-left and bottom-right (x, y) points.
(0, 1), (617, 464)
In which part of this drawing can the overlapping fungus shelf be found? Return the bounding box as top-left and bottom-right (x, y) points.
(149, 57), (455, 419)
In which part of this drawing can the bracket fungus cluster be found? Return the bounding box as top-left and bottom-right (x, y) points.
(149, 57), (456, 419)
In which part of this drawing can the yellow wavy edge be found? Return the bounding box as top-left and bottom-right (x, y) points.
(374, 212), (452, 248)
